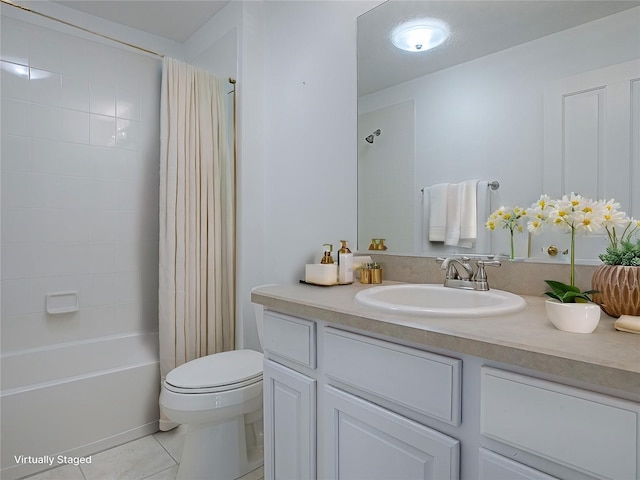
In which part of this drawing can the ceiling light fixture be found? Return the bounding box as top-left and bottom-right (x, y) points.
(391, 18), (450, 53)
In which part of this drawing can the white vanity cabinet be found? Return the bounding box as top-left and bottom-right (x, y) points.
(261, 308), (639, 480)
(262, 312), (317, 480)
(480, 367), (640, 480)
(262, 310), (461, 480)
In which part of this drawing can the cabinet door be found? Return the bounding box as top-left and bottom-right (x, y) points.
(481, 367), (640, 480)
(479, 449), (558, 480)
(323, 386), (459, 480)
(264, 359), (316, 480)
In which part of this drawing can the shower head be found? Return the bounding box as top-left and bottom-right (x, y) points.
(365, 129), (381, 144)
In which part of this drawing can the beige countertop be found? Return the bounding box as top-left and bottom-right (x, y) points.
(252, 281), (640, 397)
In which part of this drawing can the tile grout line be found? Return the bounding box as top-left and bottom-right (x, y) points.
(138, 464), (178, 480)
(149, 433), (180, 465)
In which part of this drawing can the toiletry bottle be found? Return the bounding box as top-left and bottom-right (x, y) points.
(338, 240), (354, 284)
(321, 244), (334, 264)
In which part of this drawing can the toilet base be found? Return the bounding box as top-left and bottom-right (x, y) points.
(177, 412), (263, 480)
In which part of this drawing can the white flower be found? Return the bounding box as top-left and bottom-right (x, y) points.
(485, 206), (526, 233)
(528, 193), (607, 235)
(527, 218), (544, 234)
(600, 199), (629, 229)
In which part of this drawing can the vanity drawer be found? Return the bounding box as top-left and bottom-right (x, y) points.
(263, 311), (316, 368)
(324, 328), (461, 425)
(481, 367), (640, 480)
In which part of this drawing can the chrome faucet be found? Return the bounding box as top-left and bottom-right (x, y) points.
(439, 257), (474, 280)
(436, 256), (501, 291)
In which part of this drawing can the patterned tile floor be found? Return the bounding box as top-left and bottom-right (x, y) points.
(23, 426), (264, 480)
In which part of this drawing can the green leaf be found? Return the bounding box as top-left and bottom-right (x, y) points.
(544, 280), (579, 295)
(544, 280), (595, 303)
(544, 291), (561, 301)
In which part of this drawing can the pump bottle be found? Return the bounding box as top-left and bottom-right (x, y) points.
(337, 240), (354, 284)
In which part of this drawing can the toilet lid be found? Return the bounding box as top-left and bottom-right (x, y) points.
(166, 350), (263, 390)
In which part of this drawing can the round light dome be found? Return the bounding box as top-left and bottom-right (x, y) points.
(391, 19), (450, 52)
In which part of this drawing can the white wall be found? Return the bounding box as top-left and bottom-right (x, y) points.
(0, 15), (162, 353)
(262, 0), (376, 286)
(236, 1), (267, 350)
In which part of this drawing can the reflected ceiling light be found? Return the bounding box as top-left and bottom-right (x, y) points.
(1, 61), (29, 78)
(391, 18), (450, 53)
(0, 62), (53, 80)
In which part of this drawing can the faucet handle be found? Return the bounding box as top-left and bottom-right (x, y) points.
(475, 260), (501, 282)
(477, 259), (501, 268)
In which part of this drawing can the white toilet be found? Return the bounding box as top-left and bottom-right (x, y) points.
(160, 304), (265, 480)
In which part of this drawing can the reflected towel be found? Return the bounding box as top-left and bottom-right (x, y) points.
(458, 179), (479, 248)
(444, 184), (461, 246)
(428, 183), (449, 242)
(422, 187), (432, 250)
(475, 180), (492, 254)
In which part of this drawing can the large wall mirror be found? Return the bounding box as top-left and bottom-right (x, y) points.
(357, 1), (640, 263)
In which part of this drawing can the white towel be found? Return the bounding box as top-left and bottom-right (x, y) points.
(428, 183), (449, 242)
(444, 183), (461, 246)
(474, 180), (492, 254)
(458, 179), (479, 247)
(422, 187), (432, 251)
(422, 187), (431, 249)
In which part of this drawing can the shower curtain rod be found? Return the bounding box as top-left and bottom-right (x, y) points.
(0, 0), (236, 85)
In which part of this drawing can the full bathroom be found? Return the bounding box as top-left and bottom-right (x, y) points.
(1, 1), (639, 480)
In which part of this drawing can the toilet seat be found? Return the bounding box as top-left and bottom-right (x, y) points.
(164, 350), (263, 395)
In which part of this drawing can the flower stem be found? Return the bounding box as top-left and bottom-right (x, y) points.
(510, 230), (515, 260)
(570, 227), (575, 287)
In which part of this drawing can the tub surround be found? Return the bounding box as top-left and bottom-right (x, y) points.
(252, 281), (639, 397)
(0, 333), (160, 480)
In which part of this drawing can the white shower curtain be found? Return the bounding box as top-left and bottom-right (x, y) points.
(158, 57), (235, 430)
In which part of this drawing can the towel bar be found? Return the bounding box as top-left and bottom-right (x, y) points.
(421, 180), (499, 193)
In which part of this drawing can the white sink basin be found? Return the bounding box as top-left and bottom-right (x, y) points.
(355, 284), (526, 318)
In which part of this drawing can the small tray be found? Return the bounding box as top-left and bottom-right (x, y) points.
(299, 280), (340, 287)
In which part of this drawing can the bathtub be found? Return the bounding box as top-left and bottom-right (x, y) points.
(1, 333), (160, 480)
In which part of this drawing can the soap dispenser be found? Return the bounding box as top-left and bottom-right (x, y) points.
(305, 244), (337, 285)
(338, 240), (354, 284)
(320, 244), (334, 264)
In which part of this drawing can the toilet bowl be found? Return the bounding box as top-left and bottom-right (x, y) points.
(160, 349), (264, 480)
(160, 292), (269, 479)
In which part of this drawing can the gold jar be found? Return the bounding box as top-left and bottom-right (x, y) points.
(360, 267), (371, 284)
(370, 263), (382, 284)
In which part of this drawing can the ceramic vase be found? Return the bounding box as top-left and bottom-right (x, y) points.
(591, 265), (640, 317)
(545, 299), (601, 334)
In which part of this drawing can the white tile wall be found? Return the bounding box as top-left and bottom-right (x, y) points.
(0, 15), (161, 353)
